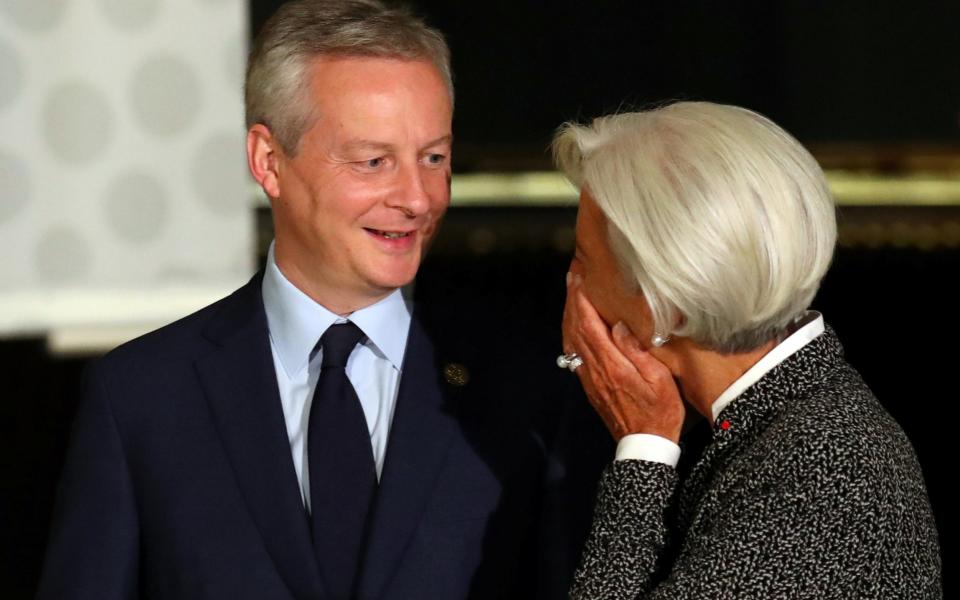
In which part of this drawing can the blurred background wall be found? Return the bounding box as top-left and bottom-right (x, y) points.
(0, 0), (251, 343)
(4, 0), (958, 596)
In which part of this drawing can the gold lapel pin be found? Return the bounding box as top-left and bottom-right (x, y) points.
(443, 363), (470, 387)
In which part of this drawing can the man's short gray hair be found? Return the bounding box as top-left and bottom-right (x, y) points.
(245, 0), (452, 155)
(553, 101), (837, 353)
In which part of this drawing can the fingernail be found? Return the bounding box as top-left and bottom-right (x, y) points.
(613, 321), (640, 348)
(612, 321), (628, 340)
(566, 271), (573, 286)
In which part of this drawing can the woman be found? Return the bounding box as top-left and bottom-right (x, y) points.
(554, 102), (941, 599)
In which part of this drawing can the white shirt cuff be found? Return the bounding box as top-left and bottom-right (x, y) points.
(615, 433), (681, 467)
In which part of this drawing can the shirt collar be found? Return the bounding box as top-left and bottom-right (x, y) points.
(261, 243), (412, 377)
(710, 311), (825, 423)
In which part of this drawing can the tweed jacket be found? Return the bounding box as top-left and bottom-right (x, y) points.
(570, 325), (942, 599)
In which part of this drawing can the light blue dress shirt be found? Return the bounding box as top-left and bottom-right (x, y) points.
(261, 244), (412, 510)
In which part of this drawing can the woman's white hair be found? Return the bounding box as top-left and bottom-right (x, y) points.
(245, 0), (452, 155)
(553, 101), (837, 353)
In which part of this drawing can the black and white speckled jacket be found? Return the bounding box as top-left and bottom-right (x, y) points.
(570, 325), (942, 599)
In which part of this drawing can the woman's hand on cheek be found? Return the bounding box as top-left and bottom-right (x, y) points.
(563, 273), (684, 443)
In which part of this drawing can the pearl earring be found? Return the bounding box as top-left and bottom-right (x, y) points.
(650, 333), (670, 347)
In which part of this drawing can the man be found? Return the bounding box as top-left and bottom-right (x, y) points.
(38, 1), (573, 598)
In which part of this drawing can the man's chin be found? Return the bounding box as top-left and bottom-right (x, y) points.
(367, 263), (421, 293)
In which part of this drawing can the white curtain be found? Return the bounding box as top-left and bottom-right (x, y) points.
(0, 0), (252, 343)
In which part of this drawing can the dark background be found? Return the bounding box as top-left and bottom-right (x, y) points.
(4, 1), (957, 597)
(250, 0), (960, 168)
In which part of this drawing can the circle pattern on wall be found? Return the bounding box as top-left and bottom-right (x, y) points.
(130, 55), (202, 136)
(0, 0), (249, 306)
(191, 131), (248, 216)
(103, 170), (170, 243)
(0, 38), (25, 111)
(0, 149), (31, 223)
(0, 0), (69, 33)
(42, 81), (116, 164)
(98, 0), (161, 31)
(35, 226), (94, 284)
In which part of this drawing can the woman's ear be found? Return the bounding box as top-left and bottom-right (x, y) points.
(674, 312), (687, 330)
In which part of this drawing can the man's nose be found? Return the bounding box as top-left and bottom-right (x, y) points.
(389, 163), (431, 217)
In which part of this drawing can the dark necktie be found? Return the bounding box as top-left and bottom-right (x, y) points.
(308, 322), (377, 599)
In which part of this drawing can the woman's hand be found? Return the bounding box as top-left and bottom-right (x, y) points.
(562, 274), (685, 442)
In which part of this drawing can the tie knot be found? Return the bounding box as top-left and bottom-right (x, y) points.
(320, 322), (364, 368)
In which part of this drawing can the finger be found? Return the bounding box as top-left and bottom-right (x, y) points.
(566, 287), (602, 367)
(562, 280), (600, 385)
(563, 272), (593, 355)
(572, 287), (636, 375)
(611, 322), (667, 375)
(561, 280), (580, 353)
(568, 293), (645, 412)
(612, 321), (679, 396)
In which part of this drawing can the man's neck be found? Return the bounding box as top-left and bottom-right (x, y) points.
(274, 256), (391, 317)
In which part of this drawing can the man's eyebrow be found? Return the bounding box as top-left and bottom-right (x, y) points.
(421, 134), (453, 150)
(339, 135), (452, 154)
(340, 140), (395, 154)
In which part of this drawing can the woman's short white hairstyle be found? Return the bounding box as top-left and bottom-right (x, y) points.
(245, 0), (452, 155)
(553, 101), (837, 353)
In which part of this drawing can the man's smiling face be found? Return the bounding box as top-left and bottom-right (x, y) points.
(267, 55), (453, 312)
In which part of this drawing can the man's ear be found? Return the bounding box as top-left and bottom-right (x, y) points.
(247, 124), (282, 200)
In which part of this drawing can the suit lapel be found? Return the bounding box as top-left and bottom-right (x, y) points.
(196, 275), (326, 600)
(357, 315), (461, 599)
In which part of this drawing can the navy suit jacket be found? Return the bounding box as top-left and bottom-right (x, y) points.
(38, 272), (572, 599)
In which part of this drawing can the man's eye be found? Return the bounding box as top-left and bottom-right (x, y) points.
(365, 157), (384, 169)
(426, 154), (446, 165)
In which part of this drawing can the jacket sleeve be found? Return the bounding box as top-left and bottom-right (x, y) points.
(36, 361), (140, 599)
(569, 460), (677, 600)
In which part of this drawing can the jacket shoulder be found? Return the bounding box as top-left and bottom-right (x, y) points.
(774, 362), (916, 470)
(95, 278), (261, 373)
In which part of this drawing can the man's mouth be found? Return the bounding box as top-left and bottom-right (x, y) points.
(364, 228), (413, 240)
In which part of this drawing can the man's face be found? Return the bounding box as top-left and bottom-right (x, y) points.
(269, 56), (453, 311)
